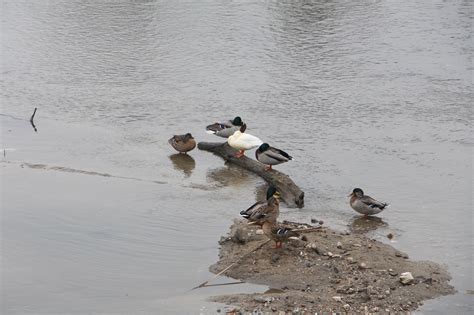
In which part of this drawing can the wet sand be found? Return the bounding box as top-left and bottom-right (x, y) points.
(210, 221), (455, 313)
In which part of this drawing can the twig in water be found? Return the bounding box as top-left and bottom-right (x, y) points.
(30, 108), (37, 132)
(190, 239), (271, 290)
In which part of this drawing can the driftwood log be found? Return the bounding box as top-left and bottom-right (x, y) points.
(198, 142), (304, 208)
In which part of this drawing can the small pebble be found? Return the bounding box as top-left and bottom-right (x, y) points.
(359, 262), (368, 269)
(400, 272), (414, 285)
(387, 233), (394, 240)
(255, 229), (264, 235)
(332, 296), (342, 302)
(343, 304), (350, 310)
(336, 241), (342, 249)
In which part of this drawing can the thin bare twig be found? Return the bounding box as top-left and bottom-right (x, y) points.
(30, 108), (37, 132)
(190, 239), (271, 290)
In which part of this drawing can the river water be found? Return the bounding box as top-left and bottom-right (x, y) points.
(1, 0), (472, 314)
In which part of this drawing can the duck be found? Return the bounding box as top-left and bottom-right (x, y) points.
(349, 188), (389, 216)
(256, 143), (293, 171)
(227, 124), (263, 158)
(240, 186), (280, 225)
(206, 116), (244, 138)
(262, 220), (300, 249)
(168, 133), (196, 154)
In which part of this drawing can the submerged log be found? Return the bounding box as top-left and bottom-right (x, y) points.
(198, 142), (304, 208)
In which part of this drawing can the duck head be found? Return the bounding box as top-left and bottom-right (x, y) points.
(266, 186), (278, 200)
(184, 133), (194, 141)
(232, 116), (243, 126)
(349, 188), (364, 197)
(239, 124), (247, 133)
(257, 143), (270, 153)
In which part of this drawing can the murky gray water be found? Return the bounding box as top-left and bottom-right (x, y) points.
(1, 0), (472, 313)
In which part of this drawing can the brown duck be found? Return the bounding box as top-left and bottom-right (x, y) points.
(168, 133), (196, 154)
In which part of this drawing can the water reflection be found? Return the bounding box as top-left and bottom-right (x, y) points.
(169, 154), (195, 177)
(348, 216), (388, 234)
(206, 163), (255, 187)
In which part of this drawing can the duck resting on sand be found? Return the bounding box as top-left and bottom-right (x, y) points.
(206, 116), (244, 138)
(168, 133), (196, 154)
(349, 188), (389, 216)
(256, 143), (293, 171)
(227, 124), (263, 158)
(240, 186), (280, 226)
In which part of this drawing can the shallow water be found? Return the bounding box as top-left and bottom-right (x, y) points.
(1, 0), (472, 313)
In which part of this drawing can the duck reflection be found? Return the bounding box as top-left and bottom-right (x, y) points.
(206, 163), (254, 187)
(169, 153), (195, 177)
(348, 216), (387, 234)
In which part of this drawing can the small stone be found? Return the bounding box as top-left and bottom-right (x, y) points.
(255, 296), (273, 303)
(327, 252), (334, 257)
(255, 229), (264, 235)
(346, 257), (355, 263)
(389, 270), (398, 276)
(387, 233), (394, 240)
(359, 262), (368, 269)
(332, 296), (342, 302)
(368, 244), (372, 249)
(400, 272), (414, 285)
(385, 290), (390, 295)
(343, 304), (350, 310)
(336, 241), (342, 248)
(378, 295), (385, 300)
(353, 243), (362, 247)
(271, 254), (280, 263)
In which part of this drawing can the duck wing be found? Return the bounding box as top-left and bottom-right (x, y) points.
(240, 201), (264, 219)
(272, 226), (299, 240)
(360, 196), (389, 210)
(266, 147), (293, 162)
(206, 120), (233, 132)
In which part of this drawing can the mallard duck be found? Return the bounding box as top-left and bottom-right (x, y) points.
(168, 133), (196, 154)
(256, 143), (293, 171)
(262, 220), (300, 249)
(206, 116), (244, 138)
(349, 188), (389, 216)
(227, 124), (263, 158)
(240, 186), (280, 225)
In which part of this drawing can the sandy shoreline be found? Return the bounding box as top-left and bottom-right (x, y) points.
(210, 220), (455, 314)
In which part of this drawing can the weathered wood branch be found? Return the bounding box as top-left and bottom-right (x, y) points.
(198, 142), (304, 208)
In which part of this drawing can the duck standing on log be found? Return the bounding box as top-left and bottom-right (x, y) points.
(168, 133), (196, 154)
(240, 186), (280, 225)
(349, 188), (389, 216)
(256, 143), (293, 171)
(206, 116), (244, 138)
(227, 124), (263, 158)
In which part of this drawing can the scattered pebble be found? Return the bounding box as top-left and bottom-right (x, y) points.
(332, 296), (342, 302)
(256, 229), (264, 235)
(387, 233), (394, 240)
(336, 241), (342, 249)
(343, 304), (350, 310)
(400, 272), (415, 285)
(359, 262), (368, 269)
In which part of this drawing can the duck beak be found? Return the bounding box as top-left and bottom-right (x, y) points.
(273, 191), (282, 199)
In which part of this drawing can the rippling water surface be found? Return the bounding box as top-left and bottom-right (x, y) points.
(1, 0), (472, 313)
